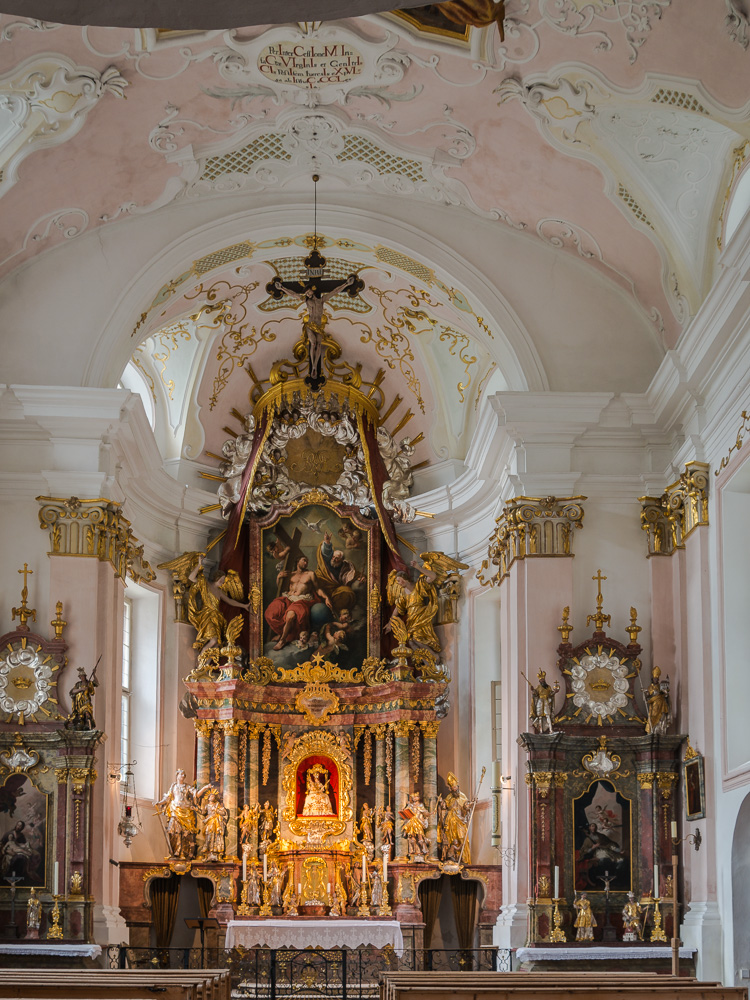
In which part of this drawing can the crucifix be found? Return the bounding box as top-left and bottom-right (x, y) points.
(587, 567), (611, 631)
(597, 869), (617, 941)
(265, 178), (365, 391)
(12, 563), (36, 629)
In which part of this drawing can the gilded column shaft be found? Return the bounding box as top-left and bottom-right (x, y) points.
(195, 721), (212, 789)
(222, 722), (239, 859)
(421, 722), (439, 857)
(394, 726), (410, 859)
(374, 731), (386, 852)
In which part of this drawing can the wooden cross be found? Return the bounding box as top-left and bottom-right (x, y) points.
(272, 525), (304, 598)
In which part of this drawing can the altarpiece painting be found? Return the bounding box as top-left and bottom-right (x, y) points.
(0, 773), (47, 888)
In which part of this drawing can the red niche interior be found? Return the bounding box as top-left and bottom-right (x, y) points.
(295, 755), (340, 817)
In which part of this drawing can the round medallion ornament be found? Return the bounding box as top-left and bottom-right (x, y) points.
(570, 652), (629, 718)
(0, 643), (54, 720)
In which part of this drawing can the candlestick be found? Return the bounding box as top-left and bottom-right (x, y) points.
(377, 878), (392, 917)
(236, 875), (251, 916)
(553, 866), (559, 900)
(46, 895), (63, 940)
(650, 896), (667, 942)
(357, 869), (370, 917)
(258, 878), (272, 917)
(549, 898), (566, 943)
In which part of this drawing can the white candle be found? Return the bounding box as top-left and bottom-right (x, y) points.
(553, 866), (559, 900)
(383, 858), (388, 884)
(671, 821), (677, 840)
(654, 864), (659, 896)
(263, 853), (268, 882)
(298, 883), (301, 896)
(54, 861), (59, 896)
(362, 854), (366, 881)
(327, 882), (331, 895)
(242, 856), (247, 882)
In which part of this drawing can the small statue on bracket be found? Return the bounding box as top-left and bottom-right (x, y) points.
(358, 802), (375, 859)
(65, 657), (100, 731)
(376, 803), (395, 848)
(400, 792), (430, 861)
(239, 802), (260, 853)
(524, 669), (559, 734)
(644, 666), (672, 735)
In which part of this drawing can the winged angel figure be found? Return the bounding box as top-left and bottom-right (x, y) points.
(158, 552), (248, 653)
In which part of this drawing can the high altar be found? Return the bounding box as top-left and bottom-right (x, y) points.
(118, 248), (501, 952)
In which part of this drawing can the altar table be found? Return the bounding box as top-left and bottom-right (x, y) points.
(226, 918), (404, 953)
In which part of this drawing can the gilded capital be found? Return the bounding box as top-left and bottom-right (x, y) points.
(392, 721), (412, 739)
(419, 721), (440, 739)
(372, 724), (388, 740)
(637, 772), (655, 790)
(479, 496), (586, 587)
(194, 719), (214, 738)
(37, 496), (155, 584)
(656, 771), (679, 799)
(639, 461), (709, 557)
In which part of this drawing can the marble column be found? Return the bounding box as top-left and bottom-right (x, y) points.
(394, 721), (410, 859)
(248, 725), (261, 857)
(222, 721), (239, 859)
(421, 721), (440, 857)
(195, 720), (212, 790)
(374, 726), (387, 851)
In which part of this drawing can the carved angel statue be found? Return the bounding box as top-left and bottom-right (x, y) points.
(158, 552), (248, 653)
(419, 551), (469, 625)
(386, 570), (441, 653)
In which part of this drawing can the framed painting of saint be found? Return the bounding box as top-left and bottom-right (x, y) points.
(573, 779), (632, 892)
(0, 773), (48, 888)
(255, 500), (378, 671)
(684, 753), (706, 821)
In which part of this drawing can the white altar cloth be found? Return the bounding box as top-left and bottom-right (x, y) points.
(516, 946), (696, 962)
(0, 943), (102, 958)
(226, 918), (403, 953)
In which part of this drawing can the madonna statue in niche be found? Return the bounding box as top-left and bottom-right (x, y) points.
(301, 765), (335, 816)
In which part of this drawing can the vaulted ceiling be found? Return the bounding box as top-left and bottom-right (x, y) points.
(1, 1), (748, 477)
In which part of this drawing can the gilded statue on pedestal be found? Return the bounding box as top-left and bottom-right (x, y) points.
(401, 792), (430, 860)
(358, 802), (374, 854)
(645, 666), (672, 735)
(622, 891), (641, 941)
(65, 660), (99, 731)
(574, 892), (596, 941)
(438, 772), (472, 864)
(155, 769), (208, 861)
(26, 888), (41, 937)
(199, 789), (228, 861)
(239, 802), (260, 852)
(376, 804), (394, 847)
(259, 801), (276, 850)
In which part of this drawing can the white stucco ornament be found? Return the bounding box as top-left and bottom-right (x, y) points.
(570, 652), (629, 718)
(0, 644), (54, 719)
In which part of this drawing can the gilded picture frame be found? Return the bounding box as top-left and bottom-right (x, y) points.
(572, 778), (632, 893)
(683, 753), (706, 821)
(281, 729), (353, 843)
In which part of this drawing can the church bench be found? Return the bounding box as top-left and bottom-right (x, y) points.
(0, 969), (230, 1000)
(379, 972), (742, 1000)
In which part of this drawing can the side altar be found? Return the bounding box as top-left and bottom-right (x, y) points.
(119, 246), (501, 952)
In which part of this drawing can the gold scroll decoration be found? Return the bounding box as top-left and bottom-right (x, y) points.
(281, 729), (353, 842)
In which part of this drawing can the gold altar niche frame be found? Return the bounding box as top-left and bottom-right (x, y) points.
(251, 492), (381, 667)
(281, 729), (353, 843)
(572, 777), (633, 894)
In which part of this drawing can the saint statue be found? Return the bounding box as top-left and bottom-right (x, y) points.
(301, 766), (335, 816)
(370, 864), (384, 908)
(358, 802), (374, 848)
(259, 801), (276, 848)
(26, 888), (41, 937)
(574, 893), (596, 941)
(239, 802), (260, 851)
(401, 792), (430, 860)
(376, 804), (394, 847)
(622, 891), (641, 941)
(155, 769), (208, 861)
(526, 669), (559, 734)
(199, 789), (228, 861)
(247, 864), (261, 907)
(645, 666), (671, 735)
(439, 772), (473, 864)
(65, 661), (99, 731)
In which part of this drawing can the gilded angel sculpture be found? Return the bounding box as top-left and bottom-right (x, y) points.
(157, 552), (248, 653)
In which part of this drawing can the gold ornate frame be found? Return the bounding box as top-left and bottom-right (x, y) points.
(281, 730), (353, 841)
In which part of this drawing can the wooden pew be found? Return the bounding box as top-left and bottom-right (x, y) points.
(379, 971), (747, 1000)
(0, 969), (230, 1000)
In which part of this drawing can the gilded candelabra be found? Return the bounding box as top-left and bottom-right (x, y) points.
(46, 896), (64, 939)
(358, 873), (370, 918)
(550, 898), (566, 942)
(258, 879), (273, 917)
(237, 877), (251, 916)
(377, 879), (392, 917)
(650, 896), (667, 943)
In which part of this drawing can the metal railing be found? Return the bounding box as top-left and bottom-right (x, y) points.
(106, 944), (513, 996)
